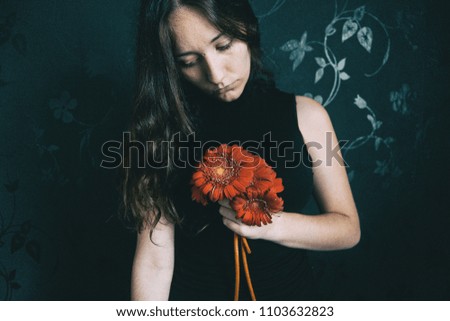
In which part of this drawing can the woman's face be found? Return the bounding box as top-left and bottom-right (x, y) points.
(169, 7), (252, 102)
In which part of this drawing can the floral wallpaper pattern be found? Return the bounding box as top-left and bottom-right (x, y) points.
(1, 0), (449, 300)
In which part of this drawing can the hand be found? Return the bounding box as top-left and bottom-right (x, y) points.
(218, 199), (278, 240)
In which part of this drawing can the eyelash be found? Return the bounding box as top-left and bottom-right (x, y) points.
(179, 40), (234, 69)
(217, 40), (233, 52)
(180, 60), (198, 68)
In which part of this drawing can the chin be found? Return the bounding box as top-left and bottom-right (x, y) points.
(217, 94), (239, 102)
(216, 86), (245, 102)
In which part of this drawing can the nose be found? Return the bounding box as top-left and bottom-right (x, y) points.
(203, 54), (225, 86)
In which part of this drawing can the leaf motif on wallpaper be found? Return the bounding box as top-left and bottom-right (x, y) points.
(304, 93), (323, 104)
(367, 114), (382, 130)
(374, 160), (389, 176)
(337, 58), (346, 71)
(49, 91), (77, 124)
(390, 84), (415, 115)
(339, 72), (350, 80)
(289, 49), (300, 62)
(280, 31), (313, 71)
(315, 57), (327, 68)
(347, 170), (355, 182)
(353, 6), (366, 21)
(357, 27), (373, 53)
(46, 145), (60, 153)
(315, 68), (324, 84)
(373, 160), (394, 176)
(337, 58), (350, 80)
(384, 137), (395, 146)
(280, 39), (299, 51)
(342, 20), (358, 42)
(374, 137), (383, 151)
(314, 95), (323, 104)
(354, 95), (368, 109)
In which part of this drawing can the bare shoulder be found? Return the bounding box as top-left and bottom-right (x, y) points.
(294, 95), (334, 143)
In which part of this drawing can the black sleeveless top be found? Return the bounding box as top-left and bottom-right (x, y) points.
(169, 80), (315, 300)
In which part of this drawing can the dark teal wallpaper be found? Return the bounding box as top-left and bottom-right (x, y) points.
(0, 0), (449, 300)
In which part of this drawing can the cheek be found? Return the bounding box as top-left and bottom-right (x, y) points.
(234, 45), (251, 71)
(181, 69), (203, 85)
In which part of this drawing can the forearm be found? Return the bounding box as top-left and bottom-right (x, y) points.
(266, 211), (360, 250)
(131, 219), (175, 301)
(131, 262), (173, 300)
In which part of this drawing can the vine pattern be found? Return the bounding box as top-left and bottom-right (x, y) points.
(0, 177), (59, 300)
(250, 0), (287, 20)
(35, 89), (113, 185)
(0, 8), (34, 301)
(279, 3), (390, 106)
(0, 7), (62, 300)
(252, 0), (420, 180)
(274, 1), (413, 180)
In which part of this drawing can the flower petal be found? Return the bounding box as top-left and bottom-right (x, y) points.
(272, 178), (284, 193)
(224, 184), (238, 199)
(210, 185), (224, 202)
(201, 182), (213, 195)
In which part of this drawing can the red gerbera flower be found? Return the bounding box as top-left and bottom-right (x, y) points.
(251, 158), (273, 191)
(191, 144), (255, 202)
(191, 184), (208, 206)
(190, 145), (286, 301)
(231, 186), (284, 227)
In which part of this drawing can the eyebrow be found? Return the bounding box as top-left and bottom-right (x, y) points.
(175, 33), (225, 58)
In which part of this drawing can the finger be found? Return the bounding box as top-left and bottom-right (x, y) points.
(218, 205), (238, 222)
(222, 217), (242, 235)
(218, 199), (231, 208)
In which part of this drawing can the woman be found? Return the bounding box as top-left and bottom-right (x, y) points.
(125, 0), (360, 301)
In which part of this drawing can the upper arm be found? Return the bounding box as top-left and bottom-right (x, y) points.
(133, 216), (175, 271)
(295, 96), (358, 222)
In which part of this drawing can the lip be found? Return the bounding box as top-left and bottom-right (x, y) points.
(214, 80), (238, 95)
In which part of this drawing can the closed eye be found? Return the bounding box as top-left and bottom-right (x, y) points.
(216, 40), (233, 52)
(176, 38), (234, 68)
(178, 57), (199, 68)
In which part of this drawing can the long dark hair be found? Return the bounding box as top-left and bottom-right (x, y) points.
(122, 0), (263, 234)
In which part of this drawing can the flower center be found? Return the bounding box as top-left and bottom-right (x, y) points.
(208, 162), (237, 185)
(215, 167), (225, 176)
(248, 199), (267, 213)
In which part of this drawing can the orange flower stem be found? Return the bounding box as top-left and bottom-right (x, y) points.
(234, 233), (240, 301)
(241, 237), (251, 254)
(241, 238), (256, 301)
